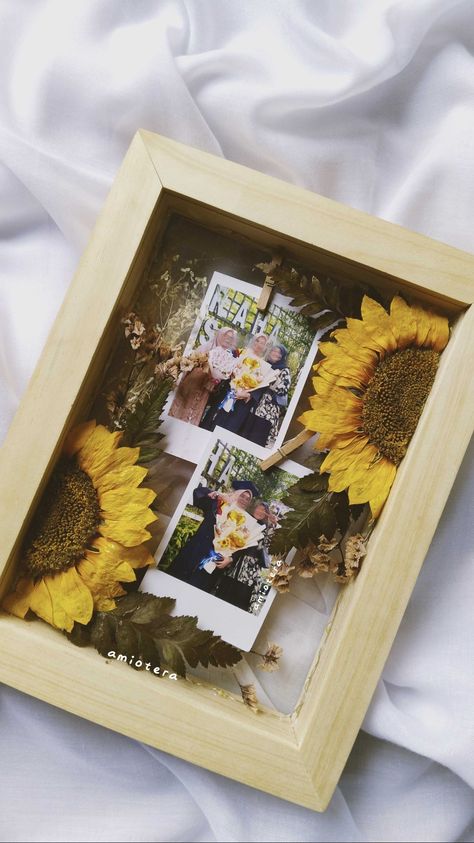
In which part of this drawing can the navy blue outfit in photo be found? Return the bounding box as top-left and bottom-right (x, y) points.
(167, 480), (260, 593)
(167, 486), (220, 591)
(241, 344), (291, 447)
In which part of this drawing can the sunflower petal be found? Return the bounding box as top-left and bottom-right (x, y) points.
(316, 432), (360, 451)
(62, 420), (97, 458)
(311, 378), (363, 409)
(76, 537), (153, 609)
(326, 444), (381, 492)
(19, 568), (93, 632)
(345, 317), (387, 356)
(330, 327), (378, 366)
(2, 578), (37, 619)
(88, 536), (153, 569)
(315, 362), (367, 389)
(87, 446), (141, 485)
(100, 522), (154, 547)
(316, 357), (374, 389)
(76, 424), (122, 474)
(424, 309), (450, 352)
(99, 487), (156, 516)
(412, 304), (432, 347)
(320, 436), (370, 473)
(347, 457), (397, 517)
(95, 464), (148, 494)
(389, 296), (417, 348)
(298, 406), (361, 434)
(360, 296), (398, 353)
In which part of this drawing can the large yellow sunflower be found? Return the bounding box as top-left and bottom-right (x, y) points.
(299, 295), (449, 518)
(3, 421), (157, 632)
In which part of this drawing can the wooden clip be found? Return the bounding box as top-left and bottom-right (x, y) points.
(257, 275), (276, 311)
(259, 429), (314, 470)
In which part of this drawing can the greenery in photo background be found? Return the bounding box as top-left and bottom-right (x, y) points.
(202, 441), (300, 502)
(160, 514), (201, 571)
(195, 285), (315, 402)
(160, 442), (300, 570)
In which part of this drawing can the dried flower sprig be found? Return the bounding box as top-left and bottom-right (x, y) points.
(239, 682), (260, 713)
(293, 532), (370, 584)
(261, 559), (295, 593)
(254, 643), (283, 673)
(332, 533), (368, 583)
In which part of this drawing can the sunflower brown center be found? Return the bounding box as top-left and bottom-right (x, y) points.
(362, 347), (439, 465)
(23, 458), (101, 577)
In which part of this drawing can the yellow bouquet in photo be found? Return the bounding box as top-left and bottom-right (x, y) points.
(198, 503), (265, 573)
(214, 503), (265, 555)
(218, 351), (277, 413)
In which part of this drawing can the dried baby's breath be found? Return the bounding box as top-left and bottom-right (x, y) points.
(296, 549), (332, 577)
(239, 683), (260, 713)
(257, 643), (283, 673)
(333, 534), (368, 583)
(263, 560), (295, 593)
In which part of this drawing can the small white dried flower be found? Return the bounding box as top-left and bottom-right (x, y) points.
(257, 643), (283, 672)
(240, 683), (259, 713)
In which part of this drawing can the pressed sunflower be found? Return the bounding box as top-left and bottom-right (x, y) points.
(3, 421), (157, 632)
(299, 295), (449, 517)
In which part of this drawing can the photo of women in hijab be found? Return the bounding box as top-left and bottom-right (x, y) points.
(212, 499), (279, 612)
(203, 333), (270, 434)
(166, 478), (259, 594)
(241, 343), (292, 447)
(169, 327), (238, 426)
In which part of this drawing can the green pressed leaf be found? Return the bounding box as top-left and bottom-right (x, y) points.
(121, 378), (174, 464)
(89, 592), (242, 677)
(115, 620), (139, 654)
(90, 613), (116, 658)
(270, 493), (337, 553)
(256, 259), (388, 324)
(131, 594), (175, 623)
(65, 621), (92, 648)
(303, 453), (326, 473)
(334, 494), (351, 536)
(349, 502), (368, 522)
(269, 456), (354, 554)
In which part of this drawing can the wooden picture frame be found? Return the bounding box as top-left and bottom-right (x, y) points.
(1, 130), (473, 812)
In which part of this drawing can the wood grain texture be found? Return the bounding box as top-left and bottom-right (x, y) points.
(0, 613), (324, 809)
(293, 306), (474, 807)
(142, 130), (474, 309)
(0, 130), (473, 812)
(0, 132), (164, 595)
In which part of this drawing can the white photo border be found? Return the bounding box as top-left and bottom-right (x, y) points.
(141, 429), (311, 651)
(158, 271), (320, 462)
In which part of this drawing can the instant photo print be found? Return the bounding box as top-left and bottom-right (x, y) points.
(142, 430), (310, 651)
(158, 273), (320, 462)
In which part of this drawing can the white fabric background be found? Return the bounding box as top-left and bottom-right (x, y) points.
(0, 1), (473, 840)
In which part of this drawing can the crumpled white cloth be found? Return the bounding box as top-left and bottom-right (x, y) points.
(0, 1), (473, 841)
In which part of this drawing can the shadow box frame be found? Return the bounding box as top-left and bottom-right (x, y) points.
(1, 129), (473, 812)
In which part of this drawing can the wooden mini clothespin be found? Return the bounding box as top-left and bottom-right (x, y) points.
(256, 254), (283, 312)
(259, 428), (314, 470)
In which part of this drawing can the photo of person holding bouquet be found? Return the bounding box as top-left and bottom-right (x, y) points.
(168, 327), (238, 425)
(148, 433), (305, 631)
(166, 478), (261, 594)
(212, 499), (278, 612)
(241, 343), (292, 447)
(205, 333), (277, 434)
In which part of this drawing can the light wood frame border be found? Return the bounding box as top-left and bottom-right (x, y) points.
(1, 130), (473, 812)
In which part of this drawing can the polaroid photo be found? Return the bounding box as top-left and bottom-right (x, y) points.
(158, 271), (320, 462)
(141, 430), (311, 651)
